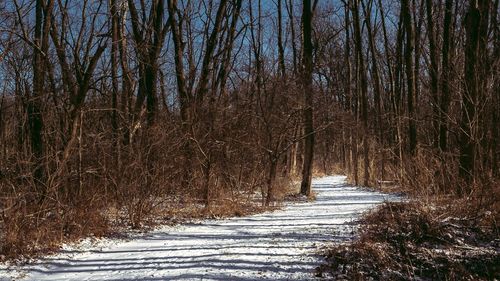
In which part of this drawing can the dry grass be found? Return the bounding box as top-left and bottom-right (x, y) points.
(0, 192), (280, 262)
(317, 201), (500, 280)
(0, 162), (297, 263)
(0, 197), (110, 261)
(319, 134), (500, 280)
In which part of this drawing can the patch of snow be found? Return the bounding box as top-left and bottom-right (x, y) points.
(0, 175), (398, 281)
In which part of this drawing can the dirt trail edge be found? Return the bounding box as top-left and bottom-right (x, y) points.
(0, 175), (398, 281)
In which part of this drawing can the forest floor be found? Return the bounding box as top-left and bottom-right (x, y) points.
(0, 175), (398, 281)
(317, 189), (500, 280)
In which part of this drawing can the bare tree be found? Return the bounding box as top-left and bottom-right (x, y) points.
(425, 0), (439, 148)
(277, 0), (286, 77)
(439, 0), (454, 151)
(352, 0), (370, 186)
(401, 0), (417, 155)
(128, 0), (169, 126)
(459, 0), (490, 186)
(48, 0), (106, 192)
(300, 0), (315, 196)
(30, 0), (53, 193)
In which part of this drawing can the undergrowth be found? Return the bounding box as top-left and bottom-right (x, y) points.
(317, 200), (499, 280)
(0, 177), (295, 263)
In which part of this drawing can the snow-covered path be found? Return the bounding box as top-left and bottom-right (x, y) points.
(1, 176), (397, 281)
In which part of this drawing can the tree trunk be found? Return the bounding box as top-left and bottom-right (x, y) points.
(459, 0), (489, 186)
(402, 0), (417, 154)
(300, 0), (315, 196)
(286, 0), (298, 75)
(352, 0), (370, 186)
(277, 0), (286, 77)
(30, 0), (53, 193)
(266, 157), (278, 206)
(168, 0), (194, 191)
(394, 3), (405, 179)
(117, 0), (133, 145)
(128, 0), (168, 127)
(362, 0), (384, 181)
(491, 0), (499, 176)
(425, 0), (440, 148)
(110, 0), (122, 172)
(439, 0), (454, 152)
(344, 2), (355, 181)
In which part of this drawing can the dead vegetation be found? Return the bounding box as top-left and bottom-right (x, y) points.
(0, 0), (498, 273)
(0, 113), (299, 262)
(319, 130), (499, 279)
(317, 198), (499, 280)
(0, 175), (288, 263)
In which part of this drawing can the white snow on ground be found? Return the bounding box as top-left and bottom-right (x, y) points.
(0, 175), (398, 281)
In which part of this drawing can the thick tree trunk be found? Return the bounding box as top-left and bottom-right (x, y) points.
(300, 0), (315, 196)
(459, 0), (489, 186)
(30, 0), (54, 194)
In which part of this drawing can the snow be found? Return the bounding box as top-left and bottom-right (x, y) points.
(0, 175), (398, 281)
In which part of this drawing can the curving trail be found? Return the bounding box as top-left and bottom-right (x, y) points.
(0, 176), (397, 281)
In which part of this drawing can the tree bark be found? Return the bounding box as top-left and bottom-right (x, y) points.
(286, 0), (298, 75)
(300, 0), (315, 196)
(459, 0), (489, 185)
(352, 0), (370, 186)
(30, 0), (54, 193)
(402, 0), (417, 154)
(344, 2), (354, 179)
(362, 0), (384, 181)
(425, 0), (440, 148)
(277, 0), (286, 77)
(266, 157), (278, 206)
(439, 0), (454, 151)
(110, 0), (122, 172)
(128, 0), (168, 126)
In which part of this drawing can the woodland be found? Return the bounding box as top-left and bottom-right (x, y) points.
(0, 0), (498, 279)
